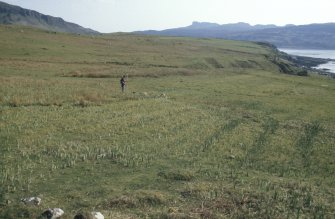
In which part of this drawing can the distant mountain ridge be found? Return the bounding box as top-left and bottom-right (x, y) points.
(136, 21), (335, 49)
(139, 22), (280, 38)
(186, 21), (279, 31)
(0, 1), (99, 35)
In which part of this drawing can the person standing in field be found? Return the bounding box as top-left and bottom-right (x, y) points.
(120, 75), (126, 92)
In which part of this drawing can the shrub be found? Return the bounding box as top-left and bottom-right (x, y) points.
(297, 70), (308, 76)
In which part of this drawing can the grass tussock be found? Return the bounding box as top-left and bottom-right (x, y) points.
(158, 171), (195, 181)
(106, 191), (167, 209)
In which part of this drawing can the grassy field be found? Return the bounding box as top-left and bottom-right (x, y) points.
(1, 25), (335, 218)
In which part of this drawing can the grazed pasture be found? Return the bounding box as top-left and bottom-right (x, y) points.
(1, 25), (334, 218)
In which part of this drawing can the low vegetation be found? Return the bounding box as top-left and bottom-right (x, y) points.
(0, 25), (334, 218)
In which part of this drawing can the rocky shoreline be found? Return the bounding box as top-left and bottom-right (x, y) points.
(281, 52), (335, 78)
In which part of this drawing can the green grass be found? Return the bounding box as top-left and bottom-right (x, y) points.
(0, 25), (335, 218)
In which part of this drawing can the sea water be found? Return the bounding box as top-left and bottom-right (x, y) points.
(279, 49), (335, 74)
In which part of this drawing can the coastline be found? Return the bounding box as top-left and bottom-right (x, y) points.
(278, 48), (335, 78)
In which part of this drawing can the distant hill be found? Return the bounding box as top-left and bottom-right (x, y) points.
(138, 21), (279, 38)
(223, 23), (335, 49)
(136, 22), (335, 49)
(0, 1), (99, 35)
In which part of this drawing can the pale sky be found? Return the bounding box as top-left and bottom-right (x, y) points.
(2, 0), (334, 33)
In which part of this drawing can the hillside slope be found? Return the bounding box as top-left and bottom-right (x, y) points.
(0, 25), (309, 78)
(0, 1), (99, 34)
